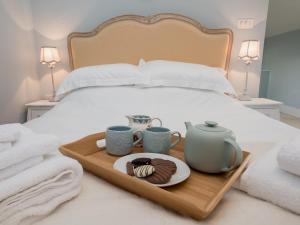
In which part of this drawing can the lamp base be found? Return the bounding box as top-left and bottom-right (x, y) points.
(49, 97), (58, 102)
(46, 94), (59, 102)
(238, 93), (252, 101)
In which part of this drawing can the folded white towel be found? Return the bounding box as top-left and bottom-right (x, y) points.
(0, 124), (23, 143)
(278, 136), (300, 176)
(240, 145), (300, 214)
(0, 142), (12, 153)
(0, 156), (43, 182)
(0, 124), (33, 153)
(0, 133), (60, 171)
(0, 155), (83, 225)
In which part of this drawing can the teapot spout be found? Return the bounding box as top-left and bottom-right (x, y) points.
(185, 122), (192, 130)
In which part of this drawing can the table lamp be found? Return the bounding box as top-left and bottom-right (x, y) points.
(40, 46), (61, 102)
(238, 40), (260, 101)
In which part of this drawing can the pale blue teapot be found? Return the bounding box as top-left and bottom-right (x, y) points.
(184, 121), (243, 173)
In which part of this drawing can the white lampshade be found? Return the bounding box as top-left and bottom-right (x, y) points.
(238, 40), (260, 63)
(40, 47), (61, 65)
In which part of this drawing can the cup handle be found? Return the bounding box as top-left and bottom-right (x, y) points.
(221, 138), (243, 172)
(96, 135), (106, 150)
(169, 131), (182, 149)
(133, 130), (143, 146)
(150, 118), (162, 127)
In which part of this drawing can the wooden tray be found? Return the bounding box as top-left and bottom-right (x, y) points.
(60, 132), (250, 220)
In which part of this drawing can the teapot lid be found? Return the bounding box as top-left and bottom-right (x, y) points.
(195, 121), (226, 132)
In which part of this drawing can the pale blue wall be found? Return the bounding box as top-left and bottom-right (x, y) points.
(262, 29), (300, 109)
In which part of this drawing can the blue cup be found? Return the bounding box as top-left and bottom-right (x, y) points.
(143, 127), (181, 154)
(106, 126), (142, 156)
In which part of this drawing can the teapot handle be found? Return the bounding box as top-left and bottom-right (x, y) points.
(150, 118), (163, 127)
(221, 138), (243, 172)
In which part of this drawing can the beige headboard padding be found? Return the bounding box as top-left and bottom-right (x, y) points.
(68, 14), (233, 71)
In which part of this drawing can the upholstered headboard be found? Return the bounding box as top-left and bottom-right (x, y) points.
(68, 14), (233, 71)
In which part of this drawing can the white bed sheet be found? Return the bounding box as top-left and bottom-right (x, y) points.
(25, 86), (300, 225)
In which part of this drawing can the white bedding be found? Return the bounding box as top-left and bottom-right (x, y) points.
(25, 86), (300, 225)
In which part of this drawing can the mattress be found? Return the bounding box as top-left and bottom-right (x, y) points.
(25, 86), (300, 225)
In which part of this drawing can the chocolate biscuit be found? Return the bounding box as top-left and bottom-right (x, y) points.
(145, 165), (173, 184)
(134, 165), (155, 178)
(151, 158), (177, 174)
(126, 162), (134, 176)
(127, 158), (177, 185)
(132, 158), (151, 168)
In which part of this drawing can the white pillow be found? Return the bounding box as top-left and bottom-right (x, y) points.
(138, 60), (236, 96)
(55, 64), (143, 100)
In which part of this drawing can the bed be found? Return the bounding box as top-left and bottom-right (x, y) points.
(25, 14), (300, 225)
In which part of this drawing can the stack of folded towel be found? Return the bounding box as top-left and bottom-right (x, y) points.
(278, 137), (300, 176)
(240, 135), (300, 214)
(0, 124), (23, 153)
(0, 124), (83, 225)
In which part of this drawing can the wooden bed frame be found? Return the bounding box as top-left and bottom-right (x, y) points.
(67, 13), (233, 72)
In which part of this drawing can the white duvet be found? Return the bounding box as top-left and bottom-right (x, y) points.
(25, 86), (300, 225)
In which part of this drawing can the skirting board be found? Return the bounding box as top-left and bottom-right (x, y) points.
(280, 105), (300, 118)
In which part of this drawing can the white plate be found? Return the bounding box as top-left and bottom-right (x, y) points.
(113, 153), (191, 187)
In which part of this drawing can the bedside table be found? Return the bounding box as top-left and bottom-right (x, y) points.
(240, 98), (282, 120)
(26, 100), (58, 121)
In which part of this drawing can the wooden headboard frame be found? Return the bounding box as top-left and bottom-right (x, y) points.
(68, 14), (233, 72)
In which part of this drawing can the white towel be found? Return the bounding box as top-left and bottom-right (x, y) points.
(0, 133), (60, 171)
(0, 124), (23, 143)
(0, 155), (83, 225)
(240, 145), (300, 214)
(0, 142), (11, 153)
(0, 124), (33, 153)
(277, 136), (300, 176)
(0, 156), (43, 182)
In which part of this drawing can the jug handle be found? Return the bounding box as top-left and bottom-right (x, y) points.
(150, 118), (163, 127)
(221, 138), (243, 172)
